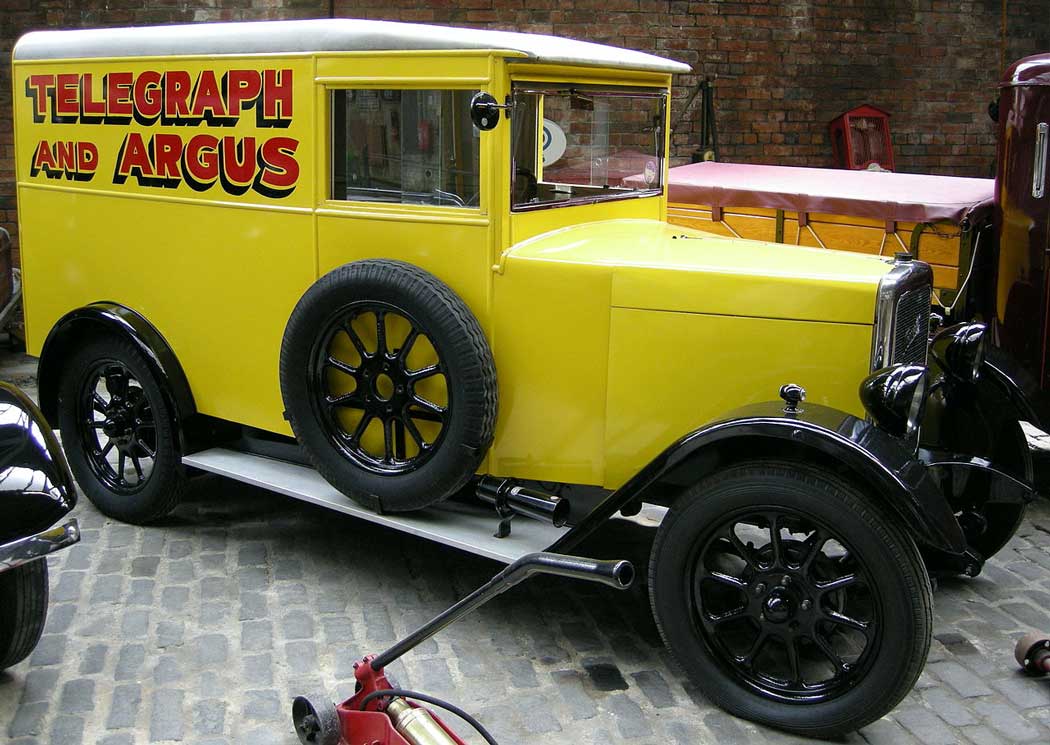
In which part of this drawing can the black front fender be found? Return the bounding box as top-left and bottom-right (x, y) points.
(553, 401), (970, 563)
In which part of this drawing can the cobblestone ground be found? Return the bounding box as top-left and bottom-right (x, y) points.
(1, 357), (1050, 744)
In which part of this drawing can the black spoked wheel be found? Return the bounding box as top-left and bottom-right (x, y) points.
(281, 260), (497, 512)
(693, 509), (879, 703)
(310, 301), (449, 474)
(77, 360), (158, 493)
(58, 336), (185, 524)
(650, 460), (931, 737)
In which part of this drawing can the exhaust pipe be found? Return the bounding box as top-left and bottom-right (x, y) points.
(476, 477), (570, 527)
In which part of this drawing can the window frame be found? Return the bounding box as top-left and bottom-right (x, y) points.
(509, 83), (668, 214)
(326, 85), (484, 214)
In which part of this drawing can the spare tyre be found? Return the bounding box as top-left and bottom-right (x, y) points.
(280, 260), (497, 512)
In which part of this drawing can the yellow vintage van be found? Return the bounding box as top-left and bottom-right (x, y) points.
(12, 19), (1033, 736)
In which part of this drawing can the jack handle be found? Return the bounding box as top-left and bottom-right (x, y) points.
(371, 552), (634, 671)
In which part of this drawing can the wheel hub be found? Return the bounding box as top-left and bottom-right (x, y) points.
(100, 398), (140, 449)
(762, 588), (795, 624)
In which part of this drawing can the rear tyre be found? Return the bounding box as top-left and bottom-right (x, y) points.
(0, 559), (49, 670)
(280, 260), (497, 512)
(649, 460), (932, 737)
(57, 335), (185, 524)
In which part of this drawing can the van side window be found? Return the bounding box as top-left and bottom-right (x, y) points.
(331, 89), (480, 207)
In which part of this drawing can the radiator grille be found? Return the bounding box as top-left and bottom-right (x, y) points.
(892, 287), (931, 366)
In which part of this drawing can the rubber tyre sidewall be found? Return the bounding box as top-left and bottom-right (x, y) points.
(281, 260), (497, 512)
(57, 335), (184, 524)
(649, 461), (932, 737)
(0, 559), (49, 671)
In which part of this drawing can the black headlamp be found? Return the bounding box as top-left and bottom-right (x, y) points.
(859, 364), (928, 439)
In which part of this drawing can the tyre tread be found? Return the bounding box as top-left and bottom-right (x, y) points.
(0, 559), (49, 670)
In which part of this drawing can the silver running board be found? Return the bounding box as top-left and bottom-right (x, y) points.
(182, 448), (568, 564)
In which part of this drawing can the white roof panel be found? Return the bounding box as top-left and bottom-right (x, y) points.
(14, 18), (690, 75)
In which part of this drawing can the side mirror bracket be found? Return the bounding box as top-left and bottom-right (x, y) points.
(470, 92), (512, 131)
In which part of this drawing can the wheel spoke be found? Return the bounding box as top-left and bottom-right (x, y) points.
(398, 328), (419, 362)
(709, 606), (748, 625)
(117, 452), (127, 483)
(725, 526), (756, 569)
(343, 321), (370, 360)
(799, 529), (827, 573)
(812, 631), (848, 674)
(740, 628), (770, 667)
(816, 574), (858, 593)
(92, 393), (109, 414)
(407, 363), (441, 381)
(785, 636), (802, 684)
(767, 513), (783, 568)
(402, 415), (427, 448)
(382, 417), (394, 463)
(131, 455), (144, 481)
(375, 311), (388, 357)
(706, 570), (748, 590)
(91, 421), (107, 429)
(409, 396), (446, 422)
(325, 356), (358, 376)
(100, 440), (114, 458)
(350, 413), (373, 443)
(394, 418), (407, 461)
(823, 609), (870, 636)
(326, 391), (365, 409)
(139, 441), (156, 459)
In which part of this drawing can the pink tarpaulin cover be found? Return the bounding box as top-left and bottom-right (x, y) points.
(662, 162), (994, 226)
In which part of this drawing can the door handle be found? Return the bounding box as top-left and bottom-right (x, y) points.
(1034, 122), (1048, 199)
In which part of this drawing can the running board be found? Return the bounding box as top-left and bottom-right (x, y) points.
(182, 448), (568, 564)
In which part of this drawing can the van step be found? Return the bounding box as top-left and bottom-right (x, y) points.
(181, 448), (567, 564)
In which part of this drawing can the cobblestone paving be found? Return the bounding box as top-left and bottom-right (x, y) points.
(2, 355), (1050, 744)
(2, 474), (1050, 745)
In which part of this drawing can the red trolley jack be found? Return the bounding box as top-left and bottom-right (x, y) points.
(291, 552), (634, 745)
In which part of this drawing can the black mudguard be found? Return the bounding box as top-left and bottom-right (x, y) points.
(553, 400), (977, 571)
(922, 354), (1037, 486)
(0, 382), (76, 545)
(37, 303), (196, 429)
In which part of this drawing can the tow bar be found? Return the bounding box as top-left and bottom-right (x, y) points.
(291, 551), (634, 745)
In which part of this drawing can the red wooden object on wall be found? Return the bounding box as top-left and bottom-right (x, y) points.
(829, 104), (895, 171)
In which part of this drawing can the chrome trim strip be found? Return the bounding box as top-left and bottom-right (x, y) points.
(0, 519), (80, 572)
(871, 260), (934, 371)
(1033, 122), (1048, 199)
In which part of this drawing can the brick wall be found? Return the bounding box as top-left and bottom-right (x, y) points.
(2, 0), (1048, 254)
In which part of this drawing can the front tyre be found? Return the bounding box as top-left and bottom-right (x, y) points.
(649, 460), (932, 737)
(0, 560), (49, 670)
(57, 336), (185, 524)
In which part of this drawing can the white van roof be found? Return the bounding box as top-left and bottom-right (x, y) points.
(14, 18), (691, 75)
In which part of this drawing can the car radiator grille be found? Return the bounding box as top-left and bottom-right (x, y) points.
(892, 287), (932, 366)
